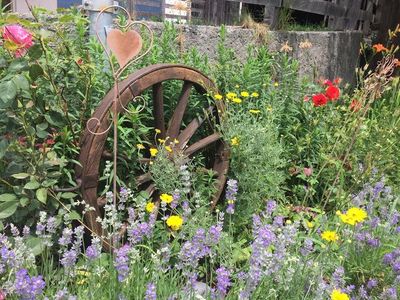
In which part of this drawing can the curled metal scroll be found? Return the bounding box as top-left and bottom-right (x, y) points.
(85, 5), (153, 207)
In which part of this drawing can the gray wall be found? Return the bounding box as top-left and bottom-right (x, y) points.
(148, 22), (363, 84)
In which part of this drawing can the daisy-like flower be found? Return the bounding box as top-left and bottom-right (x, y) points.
(240, 91), (250, 98)
(150, 148), (158, 157)
(166, 215), (183, 231)
(230, 137), (239, 146)
(321, 230), (339, 242)
(160, 193), (173, 204)
(146, 202), (155, 213)
(214, 94), (223, 100)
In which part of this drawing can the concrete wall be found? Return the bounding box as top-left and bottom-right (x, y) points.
(148, 22), (363, 84)
(12, 0), (57, 14)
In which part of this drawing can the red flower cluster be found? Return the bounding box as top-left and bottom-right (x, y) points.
(312, 79), (341, 107)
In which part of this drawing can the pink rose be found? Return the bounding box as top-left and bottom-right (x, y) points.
(0, 290), (5, 300)
(2, 24), (34, 57)
(303, 167), (313, 177)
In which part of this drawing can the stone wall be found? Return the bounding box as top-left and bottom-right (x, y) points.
(148, 22), (363, 84)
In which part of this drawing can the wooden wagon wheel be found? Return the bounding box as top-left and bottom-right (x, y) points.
(76, 63), (229, 242)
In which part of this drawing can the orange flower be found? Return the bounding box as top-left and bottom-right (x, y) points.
(350, 99), (362, 112)
(372, 43), (388, 53)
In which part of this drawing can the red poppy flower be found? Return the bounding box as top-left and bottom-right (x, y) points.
(323, 79), (333, 86)
(312, 93), (328, 107)
(325, 85), (340, 100)
(349, 99), (362, 112)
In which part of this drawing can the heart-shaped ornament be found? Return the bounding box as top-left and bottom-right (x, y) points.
(107, 29), (143, 68)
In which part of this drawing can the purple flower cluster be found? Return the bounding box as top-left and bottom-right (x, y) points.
(14, 269), (45, 300)
(85, 236), (101, 260)
(240, 201), (300, 299)
(145, 282), (157, 300)
(114, 244), (131, 282)
(225, 179), (238, 214)
(383, 248), (400, 277)
(214, 266), (231, 298)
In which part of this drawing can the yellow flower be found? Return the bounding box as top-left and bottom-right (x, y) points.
(158, 138), (166, 144)
(231, 97), (242, 104)
(214, 94), (223, 100)
(165, 145), (173, 153)
(155, 129), (161, 134)
(249, 109), (261, 114)
(306, 221), (314, 229)
(338, 207), (367, 226)
(150, 148), (158, 157)
(251, 92), (259, 97)
(235, 84), (240, 88)
(331, 289), (350, 300)
(226, 92), (237, 100)
(166, 215), (183, 231)
(230, 137), (239, 146)
(136, 143), (145, 150)
(240, 91), (250, 98)
(160, 193), (173, 204)
(285, 220), (292, 225)
(274, 82), (279, 87)
(321, 230), (339, 242)
(173, 139), (179, 144)
(146, 202), (155, 213)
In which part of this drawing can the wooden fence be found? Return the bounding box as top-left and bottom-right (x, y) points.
(193, 0), (375, 33)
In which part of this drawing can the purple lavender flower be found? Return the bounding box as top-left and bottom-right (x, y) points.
(145, 282), (157, 300)
(14, 269), (45, 300)
(58, 228), (73, 246)
(86, 237), (101, 260)
(60, 249), (77, 268)
(266, 200), (277, 215)
(114, 244), (131, 282)
(332, 266), (345, 288)
(128, 222), (152, 245)
(380, 287), (397, 299)
(215, 267), (231, 298)
(300, 238), (314, 256)
(225, 179), (238, 214)
(366, 278), (378, 290)
(1, 246), (16, 269)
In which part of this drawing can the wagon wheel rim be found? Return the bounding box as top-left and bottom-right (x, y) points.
(77, 64), (229, 248)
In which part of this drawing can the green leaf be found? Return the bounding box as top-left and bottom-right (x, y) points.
(0, 139), (8, 159)
(11, 172), (30, 179)
(0, 193), (17, 202)
(45, 111), (65, 127)
(25, 237), (46, 256)
(24, 180), (40, 190)
(12, 74), (30, 91)
(36, 188), (48, 204)
(20, 197), (29, 207)
(68, 210), (81, 220)
(8, 58), (29, 73)
(0, 221), (3, 231)
(0, 80), (17, 105)
(61, 192), (78, 199)
(0, 57), (7, 68)
(0, 200), (19, 219)
(29, 64), (44, 81)
(28, 44), (43, 60)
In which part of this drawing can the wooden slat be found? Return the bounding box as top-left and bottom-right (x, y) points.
(227, 0), (281, 6)
(282, 0), (346, 17)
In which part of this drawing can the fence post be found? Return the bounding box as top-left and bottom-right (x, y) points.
(264, 1), (282, 29)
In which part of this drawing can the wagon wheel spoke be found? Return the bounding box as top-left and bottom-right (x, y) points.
(136, 172), (152, 186)
(177, 107), (215, 150)
(145, 183), (156, 197)
(184, 132), (221, 156)
(166, 81), (193, 140)
(152, 83), (166, 139)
